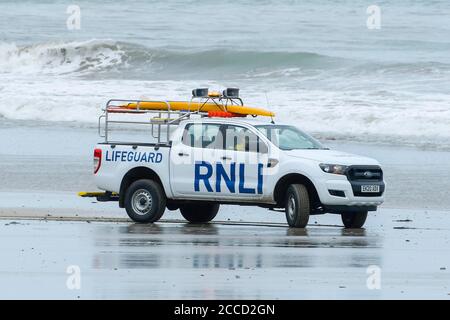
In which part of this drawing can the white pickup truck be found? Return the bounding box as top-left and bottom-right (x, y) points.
(87, 91), (385, 228)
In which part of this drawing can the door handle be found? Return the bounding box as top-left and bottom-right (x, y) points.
(178, 152), (190, 157)
(221, 156), (232, 161)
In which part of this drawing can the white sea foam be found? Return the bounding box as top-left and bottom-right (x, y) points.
(0, 40), (128, 75)
(0, 38), (449, 149)
(1, 76), (449, 149)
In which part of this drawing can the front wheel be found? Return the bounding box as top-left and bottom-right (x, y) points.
(124, 179), (166, 223)
(285, 184), (310, 228)
(179, 202), (219, 223)
(341, 211), (368, 228)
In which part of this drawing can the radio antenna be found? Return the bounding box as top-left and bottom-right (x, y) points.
(265, 91), (275, 124)
(264, 91), (269, 108)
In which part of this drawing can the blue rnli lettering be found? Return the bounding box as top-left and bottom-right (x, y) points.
(257, 163), (263, 194)
(105, 150), (163, 163)
(239, 163), (255, 194)
(194, 162), (263, 194)
(194, 161), (213, 192)
(216, 162), (236, 193)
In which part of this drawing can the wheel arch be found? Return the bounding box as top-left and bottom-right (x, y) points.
(119, 167), (165, 208)
(273, 173), (321, 209)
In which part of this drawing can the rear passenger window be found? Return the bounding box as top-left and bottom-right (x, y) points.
(224, 125), (268, 153)
(182, 123), (221, 149)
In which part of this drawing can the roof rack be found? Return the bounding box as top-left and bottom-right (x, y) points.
(98, 88), (248, 145)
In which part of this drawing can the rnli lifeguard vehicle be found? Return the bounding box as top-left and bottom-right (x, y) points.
(80, 88), (385, 228)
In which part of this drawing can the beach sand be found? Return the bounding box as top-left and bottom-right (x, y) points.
(0, 121), (449, 299)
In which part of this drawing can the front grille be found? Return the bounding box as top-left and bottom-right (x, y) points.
(346, 166), (383, 182)
(346, 165), (385, 197)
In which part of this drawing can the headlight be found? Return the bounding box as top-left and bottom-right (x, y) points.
(319, 163), (348, 175)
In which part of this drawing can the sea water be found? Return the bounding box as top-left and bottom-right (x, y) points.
(0, 0), (449, 148)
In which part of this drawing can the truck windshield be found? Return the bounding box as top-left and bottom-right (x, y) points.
(255, 125), (325, 150)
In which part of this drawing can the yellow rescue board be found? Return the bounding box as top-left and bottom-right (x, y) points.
(122, 101), (275, 117)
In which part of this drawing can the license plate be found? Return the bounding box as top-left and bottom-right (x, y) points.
(361, 185), (380, 193)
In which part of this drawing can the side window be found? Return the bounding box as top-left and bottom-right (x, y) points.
(182, 123), (221, 149)
(224, 125), (268, 153)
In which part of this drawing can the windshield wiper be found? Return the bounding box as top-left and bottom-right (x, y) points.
(282, 147), (326, 150)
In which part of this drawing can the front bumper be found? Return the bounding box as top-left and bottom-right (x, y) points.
(316, 178), (385, 207)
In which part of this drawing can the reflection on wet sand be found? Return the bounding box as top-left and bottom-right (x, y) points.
(92, 222), (382, 271)
(5, 215), (449, 299)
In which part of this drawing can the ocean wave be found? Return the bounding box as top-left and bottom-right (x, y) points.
(0, 40), (134, 75)
(1, 39), (449, 149)
(0, 40), (341, 76)
(1, 39), (449, 80)
(0, 78), (449, 149)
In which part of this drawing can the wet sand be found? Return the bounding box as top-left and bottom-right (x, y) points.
(0, 121), (449, 299)
(1, 209), (449, 299)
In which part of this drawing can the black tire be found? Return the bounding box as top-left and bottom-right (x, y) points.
(285, 184), (310, 228)
(124, 179), (166, 223)
(179, 202), (220, 223)
(341, 211), (368, 228)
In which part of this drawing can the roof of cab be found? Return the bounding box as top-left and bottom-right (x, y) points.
(185, 116), (281, 127)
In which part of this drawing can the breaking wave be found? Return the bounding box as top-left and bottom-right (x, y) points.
(0, 40), (133, 75)
(1, 39), (449, 149)
(0, 40), (342, 76)
(1, 39), (449, 80)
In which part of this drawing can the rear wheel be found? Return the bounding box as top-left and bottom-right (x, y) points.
(285, 184), (310, 228)
(124, 179), (166, 223)
(341, 211), (368, 228)
(179, 202), (220, 223)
